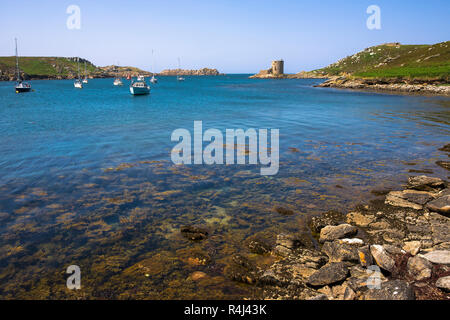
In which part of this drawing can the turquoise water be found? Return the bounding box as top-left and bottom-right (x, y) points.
(0, 75), (449, 298)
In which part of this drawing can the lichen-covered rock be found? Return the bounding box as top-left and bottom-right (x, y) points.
(358, 245), (374, 267)
(370, 245), (396, 272)
(319, 224), (358, 243)
(363, 280), (415, 300)
(306, 262), (349, 286)
(346, 211), (375, 227)
(407, 256), (432, 280)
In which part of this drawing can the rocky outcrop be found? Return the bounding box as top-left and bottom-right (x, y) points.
(158, 68), (221, 76)
(316, 76), (450, 96)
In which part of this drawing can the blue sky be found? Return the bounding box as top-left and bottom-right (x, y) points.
(0, 0), (448, 73)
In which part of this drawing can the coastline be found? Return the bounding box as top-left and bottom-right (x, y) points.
(316, 76), (450, 96)
(223, 144), (450, 300)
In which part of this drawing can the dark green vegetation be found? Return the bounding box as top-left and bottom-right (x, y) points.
(316, 41), (450, 81)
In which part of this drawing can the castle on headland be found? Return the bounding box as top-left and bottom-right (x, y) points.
(249, 59), (285, 79)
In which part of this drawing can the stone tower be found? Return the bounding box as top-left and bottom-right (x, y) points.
(271, 60), (284, 76)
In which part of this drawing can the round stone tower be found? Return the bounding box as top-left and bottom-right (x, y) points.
(271, 60), (284, 76)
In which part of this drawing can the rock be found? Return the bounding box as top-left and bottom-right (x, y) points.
(358, 245), (374, 267)
(406, 176), (446, 192)
(274, 206), (294, 216)
(248, 239), (271, 255)
(274, 233), (304, 255)
(403, 241), (421, 256)
(363, 280), (415, 300)
(180, 225), (208, 241)
(385, 191), (426, 210)
(319, 224), (358, 243)
(438, 144), (450, 152)
(346, 211), (375, 227)
(307, 294), (329, 300)
(426, 195), (450, 215)
(310, 211), (344, 233)
(190, 271), (207, 281)
(407, 256), (432, 280)
(321, 240), (362, 263)
(370, 245), (396, 272)
(306, 262), (349, 286)
(435, 276), (450, 292)
(436, 161), (450, 170)
(421, 250), (450, 265)
(224, 254), (256, 284)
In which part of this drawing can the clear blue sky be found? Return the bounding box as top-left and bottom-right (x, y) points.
(0, 0), (448, 73)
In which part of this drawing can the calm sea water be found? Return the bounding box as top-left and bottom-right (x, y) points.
(0, 75), (449, 299)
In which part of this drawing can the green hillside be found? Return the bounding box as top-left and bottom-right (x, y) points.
(316, 41), (450, 80)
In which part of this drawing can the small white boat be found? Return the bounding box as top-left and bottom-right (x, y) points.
(82, 78), (88, 84)
(150, 75), (158, 83)
(74, 79), (83, 88)
(113, 78), (123, 86)
(130, 80), (150, 95)
(82, 61), (88, 83)
(177, 75), (185, 81)
(137, 75), (145, 81)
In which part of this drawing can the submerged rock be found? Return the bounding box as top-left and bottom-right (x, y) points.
(248, 239), (272, 255)
(363, 280), (415, 300)
(274, 206), (295, 216)
(436, 161), (450, 170)
(319, 224), (358, 243)
(180, 225), (209, 241)
(306, 262), (349, 287)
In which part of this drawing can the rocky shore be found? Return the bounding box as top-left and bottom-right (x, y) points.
(221, 145), (450, 300)
(316, 76), (450, 96)
(158, 68), (221, 76)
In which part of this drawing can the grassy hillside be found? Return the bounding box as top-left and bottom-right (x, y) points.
(0, 57), (151, 80)
(316, 41), (450, 80)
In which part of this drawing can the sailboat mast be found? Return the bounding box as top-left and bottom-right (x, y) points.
(77, 57), (80, 80)
(15, 38), (21, 82)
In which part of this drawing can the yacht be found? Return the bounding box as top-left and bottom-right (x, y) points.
(74, 57), (83, 89)
(150, 49), (158, 83)
(14, 38), (32, 93)
(137, 75), (145, 81)
(130, 79), (150, 95)
(82, 61), (88, 83)
(113, 77), (123, 86)
(150, 75), (157, 84)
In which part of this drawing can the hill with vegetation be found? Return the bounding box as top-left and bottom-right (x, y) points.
(315, 41), (449, 81)
(0, 57), (153, 81)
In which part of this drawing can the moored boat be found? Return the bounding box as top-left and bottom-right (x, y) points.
(74, 57), (83, 88)
(14, 38), (32, 93)
(130, 79), (150, 95)
(113, 78), (123, 86)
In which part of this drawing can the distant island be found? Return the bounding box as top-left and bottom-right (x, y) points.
(251, 41), (450, 95)
(0, 56), (222, 81)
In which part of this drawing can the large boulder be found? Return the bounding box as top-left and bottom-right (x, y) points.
(406, 176), (445, 192)
(363, 280), (415, 300)
(321, 239), (363, 263)
(319, 224), (358, 243)
(385, 190), (431, 210)
(306, 262), (349, 287)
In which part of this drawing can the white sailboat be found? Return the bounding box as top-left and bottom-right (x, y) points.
(82, 61), (88, 83)
(177, 57), (185, 81)
(14, 38), (32, 93)
(74, 57), (83, 89)
(150, 49), (158, 84)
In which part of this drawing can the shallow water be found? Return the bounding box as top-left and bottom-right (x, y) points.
(0, 75), (449, 298)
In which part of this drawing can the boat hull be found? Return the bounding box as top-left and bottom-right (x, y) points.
(15, 86), (31, 93)
(130, 86), (150, 95)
